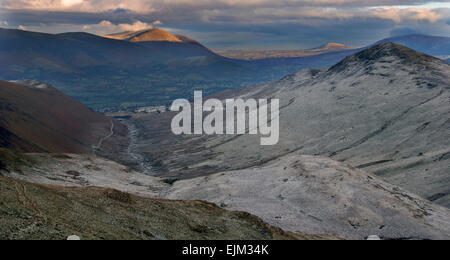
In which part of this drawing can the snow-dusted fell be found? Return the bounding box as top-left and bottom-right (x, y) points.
(167, 155), (450, 240)
(135, 43), (450, 208)
(214, 43), (450, 205)
(4, 153), (450, 240)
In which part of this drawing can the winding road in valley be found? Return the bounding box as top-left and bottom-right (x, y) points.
(91, 119), (154, 175)
(92, 120), (114, 155)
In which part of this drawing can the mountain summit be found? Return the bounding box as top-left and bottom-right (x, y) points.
(329, 42), (440, 74)
(104, 28), (199, 43)
(375, 34), (450, 57)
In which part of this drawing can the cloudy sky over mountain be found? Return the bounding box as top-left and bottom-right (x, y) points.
(0, 0), (449, 48)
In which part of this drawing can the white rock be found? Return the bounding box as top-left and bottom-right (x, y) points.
(67, 235), (81, 240)
(367, 235), (381, 241)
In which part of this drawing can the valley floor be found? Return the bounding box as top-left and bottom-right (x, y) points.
(2, 152), (449, 240)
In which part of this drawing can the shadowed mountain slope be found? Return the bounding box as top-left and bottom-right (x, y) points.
(0, 28), (246, 109)
(0, 80), (127, 154)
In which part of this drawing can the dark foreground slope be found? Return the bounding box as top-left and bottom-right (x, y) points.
(0, 175), (335, 240)
(0, 80), (127, 154)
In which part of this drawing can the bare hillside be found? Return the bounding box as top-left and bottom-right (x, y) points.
(130, 43), (450, 208)
(0, 80), (128, 154)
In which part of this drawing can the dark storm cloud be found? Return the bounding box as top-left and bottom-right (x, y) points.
(0, 8), (143, 26)
(1, 0), (447, 11)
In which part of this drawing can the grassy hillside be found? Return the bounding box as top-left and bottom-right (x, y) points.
(0, 175), (335, 240)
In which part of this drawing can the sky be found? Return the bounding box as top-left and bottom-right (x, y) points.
(0, 0), (449, 49)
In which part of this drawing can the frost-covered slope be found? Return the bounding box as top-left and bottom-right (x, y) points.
(213, 43), (450, 207)
(134, 43), (450, 207)
(167, 155), (450, 240)
(3, 152), (449, 240)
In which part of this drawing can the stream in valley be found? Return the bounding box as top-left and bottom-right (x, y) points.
(123, 120), (156, 176)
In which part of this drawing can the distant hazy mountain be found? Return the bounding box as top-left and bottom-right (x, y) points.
(104, 28), (212, 58)
(0, 28), (241, 109)
(105, 28), (199, 44)
(0, 80), (127, 153)
(216, 43), (356, 60)
(1, 28), (449, 109)
(222, 34), (450, 62)
(0, 28), (215, 67)
(0, 28), (353, 109)
(311, 42), (356, 51)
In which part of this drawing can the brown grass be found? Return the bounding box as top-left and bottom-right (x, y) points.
(0, 176), (338, 240)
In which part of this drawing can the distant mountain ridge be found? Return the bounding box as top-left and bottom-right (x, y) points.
(311, 42), (355, 51)
(0, 28), (449, 109)
(0, 28), (234, 109)
(216, 43), (356, 60)
(0, 28), (354, 109)
(104, 28), (200, 44)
